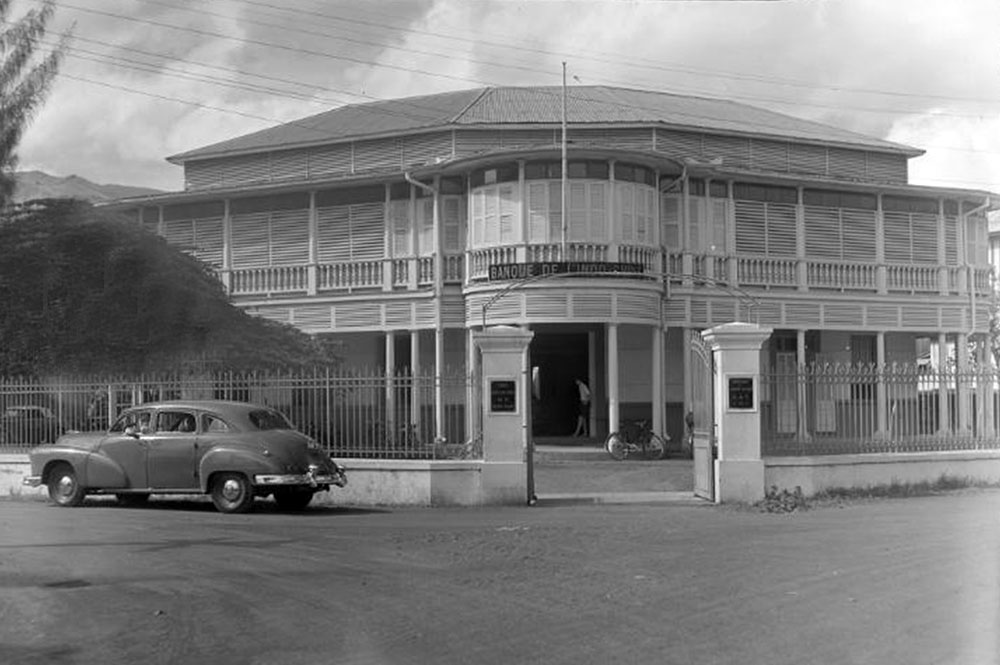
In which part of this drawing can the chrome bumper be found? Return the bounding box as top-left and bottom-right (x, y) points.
(254, 467), (347, 488)
(23, 476), (42, 488)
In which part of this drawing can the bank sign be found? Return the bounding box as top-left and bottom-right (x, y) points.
(487, 262), (645, 281)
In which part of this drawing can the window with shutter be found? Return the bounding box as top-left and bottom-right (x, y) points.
(499, 185), (517, 244)
(804, 206), (841, 259)
(618, 182), (635, 243)
(317, 206), (350, 263)
(569, 182), (588, 241)
(548, 182), (562, 243)
(910, 213), (938, 264)
(735, 200), (766, 255)
(528, 183), (548, 243)
(841, 209), (876, 262)
(590, 183), (607, 241)
(766, 203), (797, 257)
(442, 196), (463, 252)
(661, 194), (681, 249)
(418, 198), (434, 256)
(193, 218), (224, 267)
(687, 198), (705, 252)
(269, 209), (309, 266)
(967, 215), (987, 264)
(944, 215), (959, 264)
(472, 190), (485, 247)
(484, 186), (499, 244)
(710, 199), (728, 253)
(230, 212), (270, 268)
(349, 203), (384, 260)
(390, 199), (411, 256)
(883, 211), (912, 262)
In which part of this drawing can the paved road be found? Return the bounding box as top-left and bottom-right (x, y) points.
(1, 491), (998, 665)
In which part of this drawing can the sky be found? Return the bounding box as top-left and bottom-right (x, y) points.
(13, 0), (1000, 195)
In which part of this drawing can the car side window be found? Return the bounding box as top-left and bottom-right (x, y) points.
(157, 411), (197, 433)
(202, 414), (230, 433)
(110, 410), (152, 434)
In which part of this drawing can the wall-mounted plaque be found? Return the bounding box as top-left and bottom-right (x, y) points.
(489, 379), (517, 413)
(728, 376), (755, 411)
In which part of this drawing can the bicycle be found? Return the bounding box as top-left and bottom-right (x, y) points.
(605, 419), (668, 460)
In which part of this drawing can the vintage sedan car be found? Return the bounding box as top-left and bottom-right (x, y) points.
(23, 400), (347, 513)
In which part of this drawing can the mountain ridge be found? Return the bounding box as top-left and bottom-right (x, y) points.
(12, 171), (162, 203)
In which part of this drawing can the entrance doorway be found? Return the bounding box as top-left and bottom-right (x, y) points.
(530, 332), (588, 437)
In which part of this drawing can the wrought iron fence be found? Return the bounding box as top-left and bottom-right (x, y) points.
(0, 369), (476, 459)
(761, 362), (1000, 456)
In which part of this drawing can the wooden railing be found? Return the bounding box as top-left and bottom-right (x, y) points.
(224, 249), (992, 298)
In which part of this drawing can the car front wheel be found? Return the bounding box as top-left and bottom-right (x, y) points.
(210, 473), (254, 514)
(47, 463), (85, 507)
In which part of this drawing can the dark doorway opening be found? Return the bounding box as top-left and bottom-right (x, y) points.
(530, 333), (588, 437)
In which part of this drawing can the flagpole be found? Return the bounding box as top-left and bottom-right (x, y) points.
(561, 61), (568, 261)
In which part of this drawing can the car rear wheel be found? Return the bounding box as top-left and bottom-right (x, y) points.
(210, 473), (254, 514)
(116, 493), (150, 507)
(274, 488), (314, 511)
(47, 463), (85, 507)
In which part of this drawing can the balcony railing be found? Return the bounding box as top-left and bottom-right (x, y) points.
(223, 248), (992, 301)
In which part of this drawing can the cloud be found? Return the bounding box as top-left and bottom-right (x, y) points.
(14, 0), (1000, 192)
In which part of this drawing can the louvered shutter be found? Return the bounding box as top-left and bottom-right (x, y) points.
(590, 183), (607, 242)
(569, 182), (587, 241)
(317, 205), (350, 263)
(911, 213), (938, 264)
(735, 200), (766, 255)
(390, 199), (410, 256)
(944, 215), (959, 264)
(471, 190), (485, 248)
(967, 216), (987, 264)
(418, 198), (434, 256)
(193, 217), (224, 267)
(442, 196), (463, 251)
(660, 194), (681, 249)
(710, 200), (728, 253)
(548, 182), (562, 243)
(842, 209), (875, 262)
(484, 186), (499, 245)
(883, 211), (911, 262)
(499, 185), (517, 244)
(528, 183), (548, 243)
(349, 203), (384, 260)
(619, 182), (635, 243)
(766, 203), (797, 257)
(805, 206), (841, 259)
(230, 212), (270, 268)
(163, 218), (195, 250)
(687, 198), (705, 252)
(270, 209), (309, 265)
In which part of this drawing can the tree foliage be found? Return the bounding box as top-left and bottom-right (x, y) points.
(0, 199), (340, 375)
(0, 0), (70, 205)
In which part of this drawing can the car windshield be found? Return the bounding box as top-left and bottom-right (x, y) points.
(247, 409), (292, 431)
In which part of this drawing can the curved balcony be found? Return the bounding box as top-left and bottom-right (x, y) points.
(223, 252), (990, 301)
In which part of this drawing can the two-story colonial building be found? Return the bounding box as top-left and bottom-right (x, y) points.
(108, 86), (995, 445)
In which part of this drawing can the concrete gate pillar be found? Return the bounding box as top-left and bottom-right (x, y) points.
(702, 322), (773, 504)
(473, 325), (534, 505)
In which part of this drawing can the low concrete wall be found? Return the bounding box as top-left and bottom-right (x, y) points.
(765, 451), (1000, 496)
(0, 454), (528, 507)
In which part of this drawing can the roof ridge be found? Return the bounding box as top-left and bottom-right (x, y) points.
(451, 87), (493, 123)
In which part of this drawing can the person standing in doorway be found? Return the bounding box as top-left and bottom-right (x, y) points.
(573, 379), (590, 437)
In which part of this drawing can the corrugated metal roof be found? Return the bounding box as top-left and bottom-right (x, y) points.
(168, 85), (919, 163)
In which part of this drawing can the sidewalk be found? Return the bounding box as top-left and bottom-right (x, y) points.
(532, 437), (698, 504)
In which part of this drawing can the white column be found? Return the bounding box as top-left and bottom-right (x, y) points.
(466, 327), (479, 445)
(435, 327), (445, 441)
(958, 332), (970, 431)
(607, 323), (620, 434)
(385, 332), (396, 440)
(938, 333), (950, 432)
(876, 331), (887, 436)
(796, 329), (809, 439)
(410, 330), (421, 435)
(307, 190), (318, 295)
(652, 324), (664, 438)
